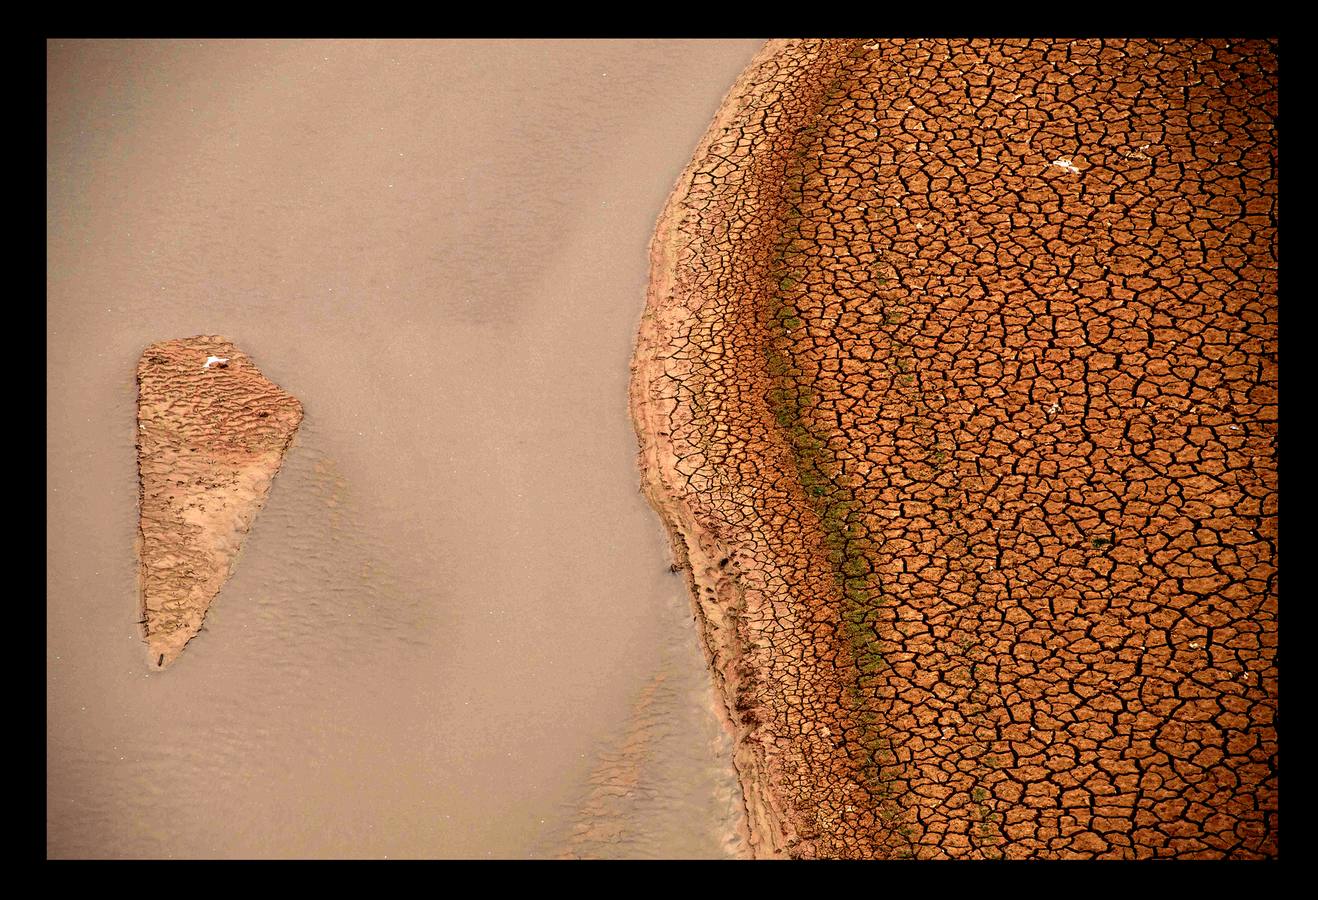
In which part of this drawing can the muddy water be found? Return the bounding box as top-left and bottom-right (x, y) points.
(46, 38), (761, 859)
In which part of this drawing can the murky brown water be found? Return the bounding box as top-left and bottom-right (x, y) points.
(46, 38), (761, 859)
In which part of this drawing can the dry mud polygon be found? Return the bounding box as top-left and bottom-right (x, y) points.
(631, 38), (1277, 859)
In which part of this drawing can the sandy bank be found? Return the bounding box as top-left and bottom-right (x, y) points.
(629, 39), (864, 857)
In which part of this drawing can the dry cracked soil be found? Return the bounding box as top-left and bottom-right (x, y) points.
(631, 37), (1278, 859)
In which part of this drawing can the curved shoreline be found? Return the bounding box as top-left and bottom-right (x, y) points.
(629, 39), (790, 858)
(628, 39), (859, 857)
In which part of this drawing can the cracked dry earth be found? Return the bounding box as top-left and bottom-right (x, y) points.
(631, 39), (1277, 858)
(137, 337), (303, 668)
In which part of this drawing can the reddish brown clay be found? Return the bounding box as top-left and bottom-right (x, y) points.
(632, 38), (1277, 859)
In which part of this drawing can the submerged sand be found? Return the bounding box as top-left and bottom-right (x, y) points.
(48, 38), (761, 859)
(631, 38), (1278, 858)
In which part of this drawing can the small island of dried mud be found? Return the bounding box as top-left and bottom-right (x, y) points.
(631, 39), (1277, 858)
(137, 336), (302, 668)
